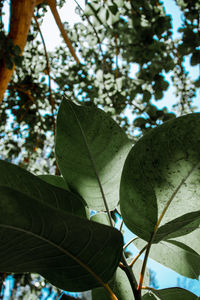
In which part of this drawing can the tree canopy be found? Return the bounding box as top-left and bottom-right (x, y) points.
(0, 0), (199, 175)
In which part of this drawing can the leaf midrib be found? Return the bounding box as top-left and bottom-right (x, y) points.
(0, 223), (107, 287)
(155, 161), (200, 236)
(67, 101), (113, 226)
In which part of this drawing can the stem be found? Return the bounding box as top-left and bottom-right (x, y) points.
(114, 33), (119, 79)
(123, 237), (138, 250)
(119, 220), (124, 232)
(48, 0), (80, 64)
(142, 286), (157, 292)
(33, 15), (56, 137)
(105, 283), (118, 300)
(137, 233), (154, 290)
(120, 255), (142, 300)
(129, 245), (147, 268)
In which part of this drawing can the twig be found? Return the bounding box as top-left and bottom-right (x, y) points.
(72, 0), (112, 103)
(114, 33), (119, 78)
(141, 286), (157, 291)
(123, 237), (138, 250)
(120, 255), (142, 300)
(48, 0), (80, 64)
(119, 219), (124, 232)
(129, 245), (147, 268)
(33, 15), (56, 137)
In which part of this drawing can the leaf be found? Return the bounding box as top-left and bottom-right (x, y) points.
(38, 175), (70, 191)
(120, 114), (200, 242)
(92, 259), (149, 300)
(38, 175), (90, 219)
(56, 99), (131, 211)
(155, 211), (200, 242)
(135, 238), (200, 278)
(0, 187), (123, 292)
(91, 212), (110, 225)
(167, 223), (200, 255)
(142, 287), (199, 300)
(0, 160), (86, 218)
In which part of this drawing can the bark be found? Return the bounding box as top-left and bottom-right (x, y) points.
(0, 0), (38, 102)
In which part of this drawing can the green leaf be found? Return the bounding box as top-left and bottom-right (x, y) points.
(56, 99), (131, 211)
(155, 211), (200, 241)
(135, 238), (200, 278)
(39, 175), (90, 219)
(92, 259), (149, 300)
(108, 4), (118, 15)
(0, 187), (123, 291)
(38, 175), (70, 191)
(0, 160), (85, 218)
(191, 51), (200, 66)
(120, 113), (200, 242)
(142, 287), (199, 300)
(91, 212), (110, 225)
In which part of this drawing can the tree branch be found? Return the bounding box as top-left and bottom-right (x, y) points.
(48, 0), (80, 64)
(0, 0), (36, 103)
(33, 15), (56, 137)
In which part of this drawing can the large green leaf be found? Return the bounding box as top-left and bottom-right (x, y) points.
(55, 99), (131, 211)
(38, 175), (70, 191)
(166, 224), (200, 255)
(0, 160), (85, 218)
(91, 212), (110, 225)
(120, 114), (200, 242)
(38, 174), (90, 219)
(135, 238), (200, 278)
(142, 287), (199, 300)
(0, 187), (123, 291)
(92, 259), (149, 300)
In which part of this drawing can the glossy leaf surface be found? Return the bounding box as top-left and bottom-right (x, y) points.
(91, 212), (110, 225)
(38, 174), (70, 191)
(120, 114), (200, 242)
(167, 222), (200, 255)
(135, 238), (200, 278)
(39, 174), (90, 218)
(92, 259), (149, 300)
(142, 287), (199, 300)
(56, 99), (131, 211)
(0, 160), (85, 218)
(0, 187), (123, 291)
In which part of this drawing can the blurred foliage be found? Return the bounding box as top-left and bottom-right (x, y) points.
(0, 0), (199, 174)
(0, 0), (199, 297)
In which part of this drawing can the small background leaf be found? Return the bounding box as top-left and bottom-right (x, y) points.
(142, 287), (199, 300)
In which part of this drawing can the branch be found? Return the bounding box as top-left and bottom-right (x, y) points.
(114, 33), (119, 78)
(123, 237), (138, 250)
(33, 15), (56, 137)
(0, 0), (37, 103)
(129, 245), (147, 268)
(48, 0), (80, 64)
